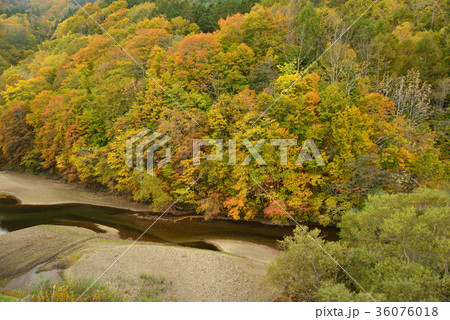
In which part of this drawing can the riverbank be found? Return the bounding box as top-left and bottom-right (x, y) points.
(0, 225), (278, 301)
(0, 171), (286, 301)
(0, 171), (337, 233)
(0, 171), (149, 211)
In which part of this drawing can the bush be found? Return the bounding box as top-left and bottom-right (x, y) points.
(340, 188), (449, 301)
(265, 188), (449, 302)
(2, 274), (171, 302)
(6, 278), (123, 302)
(265, 228), (350, 301)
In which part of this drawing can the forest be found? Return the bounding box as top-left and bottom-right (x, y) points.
(0, 0), (448, 226)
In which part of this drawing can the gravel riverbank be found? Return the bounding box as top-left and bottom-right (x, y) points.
(0, 171), (148, 211)
(66, 244), (275, 301)
(0, 225), (278, 301)
(0, 172), (282, 301)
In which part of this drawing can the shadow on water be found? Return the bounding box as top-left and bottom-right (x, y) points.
(0, 194), (21, 206)
(0, 200), (339, 249)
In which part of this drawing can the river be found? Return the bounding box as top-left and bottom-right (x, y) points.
(0, 200), (338, 249)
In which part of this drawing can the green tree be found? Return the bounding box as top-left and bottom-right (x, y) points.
(340, 188), (449, 301)
(265, 227), (351, 301)
(266, 188), (449, 301)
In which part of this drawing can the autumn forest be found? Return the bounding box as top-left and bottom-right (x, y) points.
(0, 0), (449, 304)
(1, 0), (447, 224)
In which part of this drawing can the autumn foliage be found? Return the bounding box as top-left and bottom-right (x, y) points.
(0, 0), (448, 225)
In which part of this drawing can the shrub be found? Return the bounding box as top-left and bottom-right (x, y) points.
(7, 278), (123, 302)
(265, 188), (449, 301)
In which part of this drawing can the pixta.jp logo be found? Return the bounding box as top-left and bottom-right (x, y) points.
(126, 129), (325, 176)
(126, 129), (171, 176)
(193, 138), (324, 166)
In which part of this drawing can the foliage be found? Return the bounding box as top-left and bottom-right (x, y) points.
(0, 293), (17, 302)
(0, 0), (80, 72)
(0, 0), (448, 225)
(265, 227), (351, 301)
(5, 278), (123, 302)
(265, 188), (450, 301)
(339, 188), (449, 302)
(0, 274), (171, 302)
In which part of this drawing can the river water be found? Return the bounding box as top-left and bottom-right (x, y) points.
(0, 200), (338, 249)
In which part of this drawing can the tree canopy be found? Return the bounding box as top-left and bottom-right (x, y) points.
(0, 0), (448, 224)
(265, 188), (449, 301)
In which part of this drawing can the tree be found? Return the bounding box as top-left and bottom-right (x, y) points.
(164, 33), (220, 93)
(282, 1), (324, 72)
(0, 101), (33, 165)
(266, 188), (450, 301)
(379, 69), (432, 125)
(265, 227), (351, 301)
(340, 188), (449, 301)
(0, 0), (447, 226)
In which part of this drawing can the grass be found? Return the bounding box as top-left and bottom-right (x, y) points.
(0, 294), (17, 302)
(134, 273), (170, 302)
(4, 278), (123, 302)
(0, 278), (9, 287)
(1, 274), (172, 302)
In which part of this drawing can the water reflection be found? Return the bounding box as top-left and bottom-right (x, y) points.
(0, 202), (338, 248)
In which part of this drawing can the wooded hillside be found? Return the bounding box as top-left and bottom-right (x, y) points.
(0, 0), (448, 224)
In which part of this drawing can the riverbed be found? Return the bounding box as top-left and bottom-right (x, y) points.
(0, 171), (338, 248)
(0, 201), (298, 248)
(0, 171), (337, 301)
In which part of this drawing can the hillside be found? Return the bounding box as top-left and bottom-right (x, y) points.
(0, 0), (448, 225)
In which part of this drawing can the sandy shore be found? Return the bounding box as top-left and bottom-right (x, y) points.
(66, 244), (272, 301)
(0, 225), (100, 279)
(0, 171), (148, 211)
(0, 225), (276, 301)
(206, 239), (280, 265)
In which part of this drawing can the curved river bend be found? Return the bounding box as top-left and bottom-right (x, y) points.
(0, 201), (338, 249)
